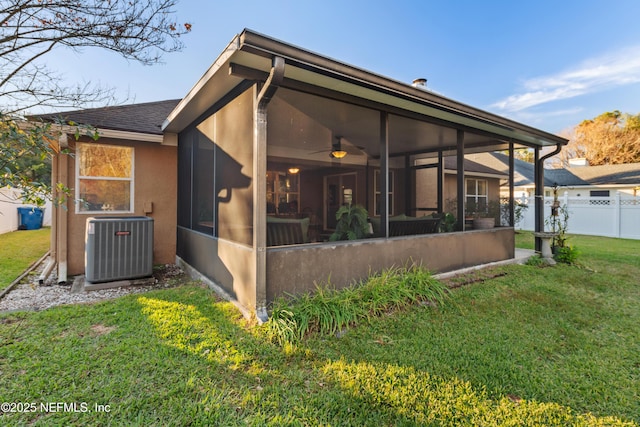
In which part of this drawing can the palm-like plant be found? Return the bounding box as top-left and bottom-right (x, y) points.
(330, 204), (370, 241)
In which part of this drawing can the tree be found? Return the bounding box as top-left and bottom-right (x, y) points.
(558, 110), (640, 166)
(1, 0), (191, 204)
(1, 115), (53, 206)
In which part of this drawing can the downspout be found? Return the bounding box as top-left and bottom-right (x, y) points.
(254, 56), (285, 323)
(534, 143), (564, 251)
(57, 133), (69, 284)
(42, 141), (60, 285)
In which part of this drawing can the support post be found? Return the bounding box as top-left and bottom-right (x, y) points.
(404, 154), (411, 216)
(379, 112), (389, 237)
(534, 146), (542, 252)
(456, 130), (465, 231)
(437, 150), (444, 213)
(509, 141), (515, 227)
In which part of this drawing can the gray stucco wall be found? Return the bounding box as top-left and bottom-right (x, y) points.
(177, 227), (256, 311)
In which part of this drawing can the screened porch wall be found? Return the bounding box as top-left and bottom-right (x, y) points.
(176, 85), (257, 310)
(177, 87), (254, 246)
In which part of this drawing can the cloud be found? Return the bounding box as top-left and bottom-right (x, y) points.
(492, 46), (640, 112)
(511, 107), (584, 121)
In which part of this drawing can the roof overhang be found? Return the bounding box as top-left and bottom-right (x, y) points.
(163, 29), (567, 149)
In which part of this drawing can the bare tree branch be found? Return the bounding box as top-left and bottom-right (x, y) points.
(1, 0), (190, 112)
(1, 0), (190, 204)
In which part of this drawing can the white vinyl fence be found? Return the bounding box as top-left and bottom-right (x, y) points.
(0, 187), (52, 234)
(517, 192), (640, 240)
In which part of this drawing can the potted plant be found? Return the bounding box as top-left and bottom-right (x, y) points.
(329, 204), (370, 241)
(435, 212), (457, 232)
(466, 200), (498, 229)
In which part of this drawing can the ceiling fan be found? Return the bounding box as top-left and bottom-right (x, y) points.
(310, 136), (365, 159)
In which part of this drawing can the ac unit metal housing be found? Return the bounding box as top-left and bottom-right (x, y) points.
(85, 216), (154, 283)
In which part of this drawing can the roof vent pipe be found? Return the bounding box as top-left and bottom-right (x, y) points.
(412, 78), (427, 89)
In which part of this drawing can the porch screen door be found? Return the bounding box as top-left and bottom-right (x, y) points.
(324, 172), (357, 230)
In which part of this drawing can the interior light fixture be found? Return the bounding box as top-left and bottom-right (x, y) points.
(288, 167), (300, 174)
(330, 150), (347, 159)
(331, 136), (348, 159)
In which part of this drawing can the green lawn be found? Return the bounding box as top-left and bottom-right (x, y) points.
(0, 232), (638, 426)
(0, 227), (50, 291)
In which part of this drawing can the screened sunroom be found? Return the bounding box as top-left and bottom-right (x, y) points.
(164, 30), (567, 320)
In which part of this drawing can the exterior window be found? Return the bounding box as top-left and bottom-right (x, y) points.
(374, 170), (394, 216)
(466, 178), (488, 213)
(76, 143), (133, 213)
(267, 171), (300, 215)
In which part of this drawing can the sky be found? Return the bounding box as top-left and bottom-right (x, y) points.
(38, 0), (640, 134)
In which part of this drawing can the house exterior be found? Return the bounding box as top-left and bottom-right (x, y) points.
(470, 152), (640, 199)
(160, 29), (566, 319)
(35, 100), (180, 283)
(37, 30), (567, 319)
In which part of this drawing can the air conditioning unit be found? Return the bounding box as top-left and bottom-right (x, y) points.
(85, 216), (154, 283)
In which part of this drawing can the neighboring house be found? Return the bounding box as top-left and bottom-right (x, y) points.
(545, 162), (640, 199)
(415, 156), (507, 216)
(445, 156), (507, 213)
(32, 100), (180, 283)
(37, 29), (567, 319)
(470, 152), (640, 199)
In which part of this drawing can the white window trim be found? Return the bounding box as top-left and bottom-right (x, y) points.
(75, 143), (135, 214)
(465, 178), (488, 208)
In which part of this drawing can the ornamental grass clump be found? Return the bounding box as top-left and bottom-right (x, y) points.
(264, 263), (448, 346)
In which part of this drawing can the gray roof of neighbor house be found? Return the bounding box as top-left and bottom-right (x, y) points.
(549, 162), (640, 186)
(474, 152), (640, 187)
(443, 156), (507, 178)
(469, 152), (550, 186)
(30, 99), (181, 135)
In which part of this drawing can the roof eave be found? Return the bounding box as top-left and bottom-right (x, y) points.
(163, 29), (568, 148)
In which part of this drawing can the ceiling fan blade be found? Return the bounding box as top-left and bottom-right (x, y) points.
(308, 148), (332, 155)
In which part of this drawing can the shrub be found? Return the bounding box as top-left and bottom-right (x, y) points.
(264, 263), (448, 346)
(554, 245), (579, 265)
(525, 255), (548, 267)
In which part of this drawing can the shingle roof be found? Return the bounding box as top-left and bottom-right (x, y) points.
(443, 156), (507, 177)
(467, 152), (543, 186)
(556, 162), (640, 186)
(473, 152), (640, 187)
(29, 99), (181, 135)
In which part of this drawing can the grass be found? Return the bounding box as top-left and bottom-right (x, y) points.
(0, 227), (50, 291)
(0, 232), (639, 425)
(265, 263), (449, 345)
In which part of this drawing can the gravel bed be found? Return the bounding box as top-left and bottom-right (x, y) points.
(0, 260), (186, 313)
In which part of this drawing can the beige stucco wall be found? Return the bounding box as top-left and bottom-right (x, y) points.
(266, 227), (514, 303)
(62, 137), (177, 276)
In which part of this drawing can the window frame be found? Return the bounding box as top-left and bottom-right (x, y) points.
(75, 143), (135, 214)
(465, 178), (488, 213)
